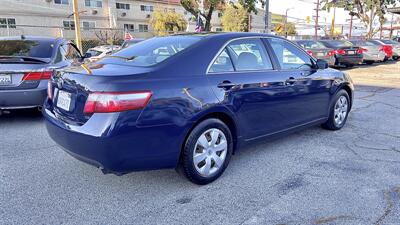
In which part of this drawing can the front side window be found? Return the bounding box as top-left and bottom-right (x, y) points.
(85, 0), (102, 8)
(54, 0), (68, 4)
(100, 36), (201, 67)
(226, 39), (273, 71)
(268, 38), (313, 70)
(209, 49), (234, 73)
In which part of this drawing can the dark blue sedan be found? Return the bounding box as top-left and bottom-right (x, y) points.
(0, 36), (82, 113)
(44, 33), (354, 185)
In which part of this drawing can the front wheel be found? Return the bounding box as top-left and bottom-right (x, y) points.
(322, 90), (350, 130)
(178, 118), (233, 185)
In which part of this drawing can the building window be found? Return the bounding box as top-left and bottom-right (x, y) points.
(116, 3), (130, 10)
(0, 18), (16, 28)
(85, 0), (102, 8)
(140, 5), (153, 12)
(215, 28), (223, 32)
(138, 24), (148, 32)
(82, 21), (95, 30)
(124, 24), (134, 31)
(54, 0), (68, 4)
(63, 20), (75, 30)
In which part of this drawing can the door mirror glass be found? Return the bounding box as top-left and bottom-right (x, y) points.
(316, 59), (328, 69)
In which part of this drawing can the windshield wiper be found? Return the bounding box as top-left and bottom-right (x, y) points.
(104, 55), (137, 61)
(0, 56), (48, 63)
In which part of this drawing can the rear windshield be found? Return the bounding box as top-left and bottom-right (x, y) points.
(0, 40), (54, 58)
(380, 40), (397, 45)
(322, 40), (353, 48)
(350, 40), (375, 46)
(296, 40), (326, 49)
(101, 36), (202, 66)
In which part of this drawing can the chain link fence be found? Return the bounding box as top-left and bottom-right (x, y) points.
(0, 25), (155, 54)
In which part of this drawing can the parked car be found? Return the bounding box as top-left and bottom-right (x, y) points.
(376, 39), (400, 60)
(348, 39), (386, 64)
(44, 33), (354, 185)
(319, 40), (363, 67)
(0, 36), (82, 112)
(85, 45), (121, 62)
(393, 37), (400, 43)
(294, 40), (335, 66)
(368, 39), (394, 61)
(121, 38), (145, 48)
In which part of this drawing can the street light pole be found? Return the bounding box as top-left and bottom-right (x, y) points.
(72, 0), (82, 53)
(314, 0), (320, 40)
(265, 0), (269, 33)
(285, 8), (294, 38)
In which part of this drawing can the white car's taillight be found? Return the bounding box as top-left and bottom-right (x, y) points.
(83, 91), (152, 114)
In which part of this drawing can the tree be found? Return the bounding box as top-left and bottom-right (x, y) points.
(321, 0), (397, 38)
(180, 0), (264, 31)
(221, 4), (249, 32)
(150, 9), (188, 36)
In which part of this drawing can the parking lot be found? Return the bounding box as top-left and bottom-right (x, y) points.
(1, 61), (399, 225)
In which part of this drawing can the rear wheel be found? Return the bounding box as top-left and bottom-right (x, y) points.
(393, 56), (400, 61)
(322, 90), (350, 130)
(179, 118), (233, 185)
(365, 61), (374, 65)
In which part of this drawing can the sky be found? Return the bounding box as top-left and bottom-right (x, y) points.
(268, 0), (352, 25)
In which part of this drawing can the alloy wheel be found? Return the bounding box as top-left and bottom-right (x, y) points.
(334, 96), (348, 126)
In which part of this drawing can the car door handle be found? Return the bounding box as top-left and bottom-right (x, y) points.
(285, 77), (296, 86)
(217, 81), (236, 89)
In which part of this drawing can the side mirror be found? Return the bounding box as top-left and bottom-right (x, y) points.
(84, 52), (92, 58)
(316, 59), (329, 69)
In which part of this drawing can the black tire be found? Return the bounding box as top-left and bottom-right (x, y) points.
(393, 56), (400, 61)
(178, 118), (233, 185)
(365, 61), (374, 65)
(345, 64), (354, 68)
(322, 89), (350, 131)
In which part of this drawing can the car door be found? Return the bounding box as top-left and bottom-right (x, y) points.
(206, 37), (314, 140)
(265, 37), (331, 126)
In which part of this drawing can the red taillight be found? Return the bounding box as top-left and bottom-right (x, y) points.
(380, 45), (393, 56)
(335, 49), (346, 55)
(357, 48), (367, 54)
(327, 50), (335, 56)
(22, 71), (53, 81)
(306, 50), (314, 56)
(83, 91), (152, 114)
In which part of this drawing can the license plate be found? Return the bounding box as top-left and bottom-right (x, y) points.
(347, 51), (355, 55)
(317, 52), (324, 57)
(0, 74), (12, 85)
(57, 90), (72, 111)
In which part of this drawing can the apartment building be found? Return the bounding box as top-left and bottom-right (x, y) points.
(0, 0), (268, 39)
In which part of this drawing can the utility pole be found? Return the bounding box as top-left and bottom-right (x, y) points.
(72, 0), (82, 53)
(331, 6), (336, 38)
(285, 8), (294, 38)
(390, 13), (394, 39)
(265, 0), (269, 33)
(314, 0), (320, 40)
(349, 12), (354, 39)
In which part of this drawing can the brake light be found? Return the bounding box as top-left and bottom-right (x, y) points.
(335, 49), (346, 55)
(22, 71), (53, 81)
(327, 50), (335, 56)
(357, 48), (367, 54)
(306, 50), (314, 56)
(83, 91), (152, 114)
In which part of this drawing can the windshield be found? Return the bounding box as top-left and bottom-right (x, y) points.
(101, 36), (202, 66)
(0, 39), (54, 59)
(296, 40), (326, 49)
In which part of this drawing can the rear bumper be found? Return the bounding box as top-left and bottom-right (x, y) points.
(0, 82), (47, 109)
(363, 52), (386, 62)
(43, 106), (190, 174)
(335, 55), (363, 65)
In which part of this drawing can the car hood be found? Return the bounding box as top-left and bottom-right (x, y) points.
(61, 62), (153, 76)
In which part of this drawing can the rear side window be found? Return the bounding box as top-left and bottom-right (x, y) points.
(226, 39), (273, 71)
(0, 40), (54, 58)
(297, 41), (325, 49)
(268, 38), (313, 70)
(101, 36), (201, 66)
(209, 49), (234, 73)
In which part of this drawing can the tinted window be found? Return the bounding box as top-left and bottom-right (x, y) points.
(0, 40), (54, 58)
(60, 43), (81, 63)
(296, 40), (325, 49)
(268, 38), (313, 70)
(101, 36), (201, 66)
(209, 49), (234, 73)
(226, 39), (273, 71)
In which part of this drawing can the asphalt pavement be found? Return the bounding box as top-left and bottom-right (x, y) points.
(1, 61), (399, 225)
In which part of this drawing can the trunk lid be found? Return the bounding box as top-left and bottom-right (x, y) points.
(0, 63), (50, 90)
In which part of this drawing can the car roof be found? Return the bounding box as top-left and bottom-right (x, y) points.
(172, 32), (277, 39)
